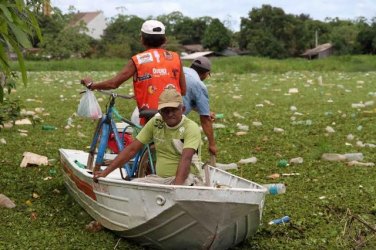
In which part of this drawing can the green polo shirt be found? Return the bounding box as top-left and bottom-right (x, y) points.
(136, 115), (201, 177)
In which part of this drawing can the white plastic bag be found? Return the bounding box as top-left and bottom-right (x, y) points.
(77, 90), (102, 119)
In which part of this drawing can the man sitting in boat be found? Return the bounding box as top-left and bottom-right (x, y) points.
(93, 86), (202, 185)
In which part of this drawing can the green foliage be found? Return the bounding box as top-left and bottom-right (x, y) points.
(104, 38), (132, 58)
(0, 98), (21, 128)
(240, 5), (312, 58)
(0, 0), (42, 84)
(0, 73), (21, 125)
(32, 9), (66, 47)
(39, 26), (93, 59)
(356, 19), (376, 54)
(238, 5), (376, 58)
(157, 11), (185, 34)
(7, 55), (376, 73)
(173, 16), (212, 45)
(164, 36), (183, 53)
(202, 19), (231, 51)
(100, 15), (144, 57)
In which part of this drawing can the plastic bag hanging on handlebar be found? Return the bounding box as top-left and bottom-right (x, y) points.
(77, 90), (102, 119)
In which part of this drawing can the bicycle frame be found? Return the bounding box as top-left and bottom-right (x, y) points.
(86, 91), (155, 180)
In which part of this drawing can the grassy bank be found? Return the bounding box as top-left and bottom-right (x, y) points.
(9, 55), (376, 73)
(1, 61), (375, 249)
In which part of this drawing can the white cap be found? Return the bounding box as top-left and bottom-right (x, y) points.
(141, 20), (165, 35)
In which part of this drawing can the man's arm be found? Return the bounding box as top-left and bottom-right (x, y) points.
(174, 148), (196, 185)
(200, 115), (217, 156)
(93, 139), (144, 181)
(83, 59), (136, 90)
(179, 60), (186, 95)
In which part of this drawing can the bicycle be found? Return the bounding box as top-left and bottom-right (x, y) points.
(85, 90), (156, 180)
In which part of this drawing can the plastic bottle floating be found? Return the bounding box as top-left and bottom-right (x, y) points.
(269, 216), (290, 225)
(277, 160), (289, 167)
(262, 183), (286, 195)
(42, 125), (57, 130)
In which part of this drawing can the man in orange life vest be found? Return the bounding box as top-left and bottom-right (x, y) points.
(81, 20), (186, 125)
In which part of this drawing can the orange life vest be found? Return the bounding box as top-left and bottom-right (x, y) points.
(132, 49), (182, 112)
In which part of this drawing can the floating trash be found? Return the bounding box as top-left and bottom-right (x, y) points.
(252, 121), (262, 127)
(277, 160), (289, 167)
(269, 216), (290, 225)
(288, 88), (299, 94)
(289, 157), (303, 164)
(273, 127), (284, 133)
(325, 126), (335, 133)
(238, 157), (257, 164)
(0, 194), (16, 208)
(215, 163), (238, 170)
(236, 123), (249, 131)
(347, 161), (375, 167)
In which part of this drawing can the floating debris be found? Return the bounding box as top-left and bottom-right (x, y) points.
(235, 131), (248, 136)
(215, 163), (238, 170)
(273, 127), (284, 133)
(0, 194), (16, 208)
(20, 152), (49, 167)
(236, 123), (249, 131)
(252, 121), (262, 127)
(325, 126), (335, 133)
(288, 88), (299, 94)
(289, 157), (303, 164)
(347, 161), (375, 167)
(238, 157), (257, 164)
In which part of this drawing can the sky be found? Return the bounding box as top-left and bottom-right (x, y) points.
(51, 0), (376, 31)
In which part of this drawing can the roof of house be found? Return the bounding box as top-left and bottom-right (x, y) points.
(69, 11), (102, 26)
(302, 43), (333, 56)
(180, 51), (214, 60)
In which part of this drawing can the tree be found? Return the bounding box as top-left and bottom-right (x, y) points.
(0, 0), (42, 88)
(239, 5), (299, 58)
(356, 18), (376, 54)
(157, 11), (185, 34)
(171, 16), (212, 45)
(327, 19), (359, 55)
(202, 19), (231, 51)
(0, 0), (42, 127)
(100, 15), (144, 58)
(40, 26), (93, 59)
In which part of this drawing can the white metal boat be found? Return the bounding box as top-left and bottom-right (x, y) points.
(59, 148), (266, 249)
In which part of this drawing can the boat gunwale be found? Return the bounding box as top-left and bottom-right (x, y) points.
(59, 148), (267, 193)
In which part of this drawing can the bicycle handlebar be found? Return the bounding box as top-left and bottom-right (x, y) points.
(97, 90), (134, 100)
(79, 89), (134, 100)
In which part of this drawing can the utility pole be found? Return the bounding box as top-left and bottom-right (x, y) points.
(315, 30), (318, 47)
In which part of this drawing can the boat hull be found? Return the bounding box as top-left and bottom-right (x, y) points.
(60, 149), (266, 249)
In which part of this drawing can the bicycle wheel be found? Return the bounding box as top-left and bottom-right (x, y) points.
(87, 118), (103, 170)
(137, 144), (156, 178)
(87, 116), (112, 172)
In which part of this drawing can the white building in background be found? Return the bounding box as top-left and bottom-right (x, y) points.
(69, 11), (107, 39)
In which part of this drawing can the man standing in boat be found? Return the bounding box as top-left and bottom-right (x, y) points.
(81, 20), (186, 125)
(93, 86), (202, 185)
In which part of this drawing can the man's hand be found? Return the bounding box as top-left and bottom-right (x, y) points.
(210, 111), (216, 121)
(208, 144), (217, 156)
(81, 77), (93, 89)
(93, 171), (107, 183)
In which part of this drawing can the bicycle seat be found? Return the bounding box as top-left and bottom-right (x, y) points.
(139, 109), (158, 122)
